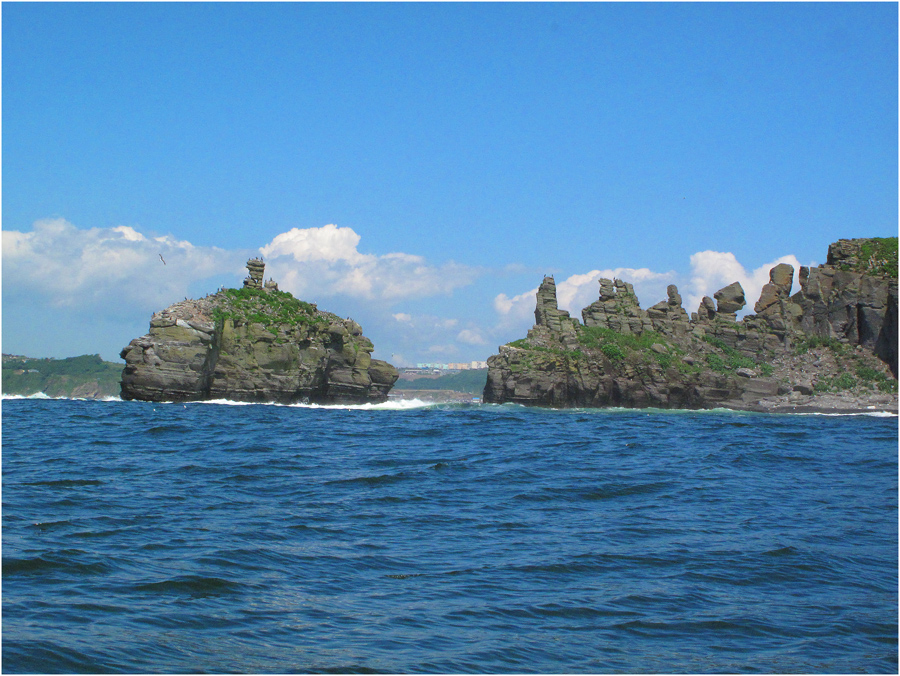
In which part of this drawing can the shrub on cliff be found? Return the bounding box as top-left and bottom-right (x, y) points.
(212, 287), (326, 330)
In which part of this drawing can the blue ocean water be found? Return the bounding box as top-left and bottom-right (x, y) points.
(2, 396), (897, 674)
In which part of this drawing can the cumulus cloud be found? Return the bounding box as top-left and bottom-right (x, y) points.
(259, 224), (480, 302)
(2, 218), (241, 312)
(685, 251), (803, 316)
(457, 328), (487, 345)
(260, 224), (364, 264)
(3, 220), (482, 319)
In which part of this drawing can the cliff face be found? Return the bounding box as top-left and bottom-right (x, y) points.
(485, 238), (898, 411)
(120, 260), (398, 404)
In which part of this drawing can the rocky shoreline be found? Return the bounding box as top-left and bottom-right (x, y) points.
(484, 238), (898, 413)
(736, 391), (897, 415)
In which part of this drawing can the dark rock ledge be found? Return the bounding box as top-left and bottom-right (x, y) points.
(484, 238), (898, 414)
(120, 259), (398, 404)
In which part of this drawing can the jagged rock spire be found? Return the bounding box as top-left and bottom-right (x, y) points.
(582, 277), (652, 334)
(528, 276), (578, 347)
(243, 258), (266, 289)
(534, 276), (567, 331)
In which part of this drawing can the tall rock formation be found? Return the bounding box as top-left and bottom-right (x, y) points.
(527, 276), (580, 350)
(120, 259), (399, 403)
(485, 238), (897, 410)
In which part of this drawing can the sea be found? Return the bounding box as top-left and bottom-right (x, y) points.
(2, 395), (897, 674)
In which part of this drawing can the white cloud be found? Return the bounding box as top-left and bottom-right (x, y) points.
(260, 223), (364, 263)
(260, 224), (480, 302)
(457, 328), (487, 345)
(686, 250), (802, 315)
(494, 287), (537, 318)
(112, 225), (146, 242)
(3, 219), (481, 317)
(2, 218), (240, 312)
(392, 313), (412, 322)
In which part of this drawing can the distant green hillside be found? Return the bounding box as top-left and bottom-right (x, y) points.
(2, 354), (122, 398)
(395, 369), (488, 394)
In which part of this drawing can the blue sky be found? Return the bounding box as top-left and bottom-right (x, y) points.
(3, 2), (897, 365)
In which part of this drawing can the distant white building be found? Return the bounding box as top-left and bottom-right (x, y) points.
(413, 361), (487, 371)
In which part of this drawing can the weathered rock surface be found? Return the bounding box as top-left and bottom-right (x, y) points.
(485, 238), (898, 411)
(121, 260), (398, 403)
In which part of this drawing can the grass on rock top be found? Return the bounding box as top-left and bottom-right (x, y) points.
(507, 325), (781, 376)
(858, 237), (898, 278)
(212, 287), (329, 330)
(507, 326), (682, 368)
(835, 237), (898, 278)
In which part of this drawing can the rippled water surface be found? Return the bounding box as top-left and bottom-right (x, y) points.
(3, 397), (897, 673)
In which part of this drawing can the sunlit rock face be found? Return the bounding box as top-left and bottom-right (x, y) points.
(484, 238), (898, 409)
(120, 259), (398, 404)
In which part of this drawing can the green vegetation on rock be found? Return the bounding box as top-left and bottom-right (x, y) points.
(702, 335), (762, 372)
(212, 287), (328, 330)
(833, 236), (898, 278)
(859, 237), (898, 278)
(578, 326), (667, 353)
(815, 373), (857, 392)
(793, 335), (846, 355)
(855, 364), (898, 393)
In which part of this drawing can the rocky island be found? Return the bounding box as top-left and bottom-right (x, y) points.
(120, 259), (398, 403)
(484, 238), (898, 413)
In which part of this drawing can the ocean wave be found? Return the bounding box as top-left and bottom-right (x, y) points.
(795, 410), (898, 418)
(190, 398), (257, 406)
(2, 393), (122, 402)
(293, 397), (440, 411)
(188, 397), (442, 410)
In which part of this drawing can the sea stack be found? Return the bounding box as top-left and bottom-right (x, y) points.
(120, 258), (399, 404)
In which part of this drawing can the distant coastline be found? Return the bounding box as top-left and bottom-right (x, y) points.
(2, 354), (122, 400)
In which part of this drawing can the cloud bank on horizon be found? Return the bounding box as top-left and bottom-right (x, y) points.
(2, 219), (813, 364)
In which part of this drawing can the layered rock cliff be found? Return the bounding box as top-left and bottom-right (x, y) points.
(120, 259), (398, 403)
(485, 238), (898, 412)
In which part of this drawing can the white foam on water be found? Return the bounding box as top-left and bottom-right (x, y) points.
(797, 410), (898, 418)
(287, 397), (438, 411)
(183, 397), (440, 410)
(2, 393), (123, 402)
(190, 399), (257, 406)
